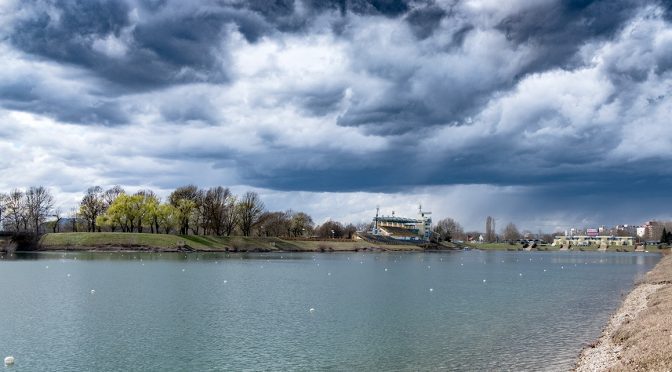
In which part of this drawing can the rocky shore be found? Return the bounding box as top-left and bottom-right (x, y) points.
(575, 251), (672, 371)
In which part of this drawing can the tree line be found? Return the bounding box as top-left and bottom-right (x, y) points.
(0, 185), (360, 239)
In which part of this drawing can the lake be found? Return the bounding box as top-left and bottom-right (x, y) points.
(0, 250), (660, 371)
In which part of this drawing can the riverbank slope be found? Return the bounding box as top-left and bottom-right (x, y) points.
(36, 232), (426, 252)
(575, 251), (672, 371)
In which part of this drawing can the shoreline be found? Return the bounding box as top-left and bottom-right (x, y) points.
(574, 250), (672, 371)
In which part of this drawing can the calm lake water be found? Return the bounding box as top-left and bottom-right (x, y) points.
(0, 250), (660, 371)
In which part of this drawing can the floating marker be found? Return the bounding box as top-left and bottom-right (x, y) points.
(519, 273), (523, 276)
(384, 268), (388, 272)
(90, 290), (95, 294)
(309, 308), (315, 313)
(182, 269), (185, 272)
(328, 272), (331, 276)
(4, 356), (15, 365)
(543, 269), (547, 272)
(223, 280), (228, 284)
(429, 288), (433, 292)
(483, 279), (487, 283)
(45, 265), (49, 269)
(67, 274), (71, 277)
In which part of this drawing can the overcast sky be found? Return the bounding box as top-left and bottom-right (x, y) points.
(1, 0), (671, 232)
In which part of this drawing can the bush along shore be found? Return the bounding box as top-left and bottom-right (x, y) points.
(575, 250), (672, 371)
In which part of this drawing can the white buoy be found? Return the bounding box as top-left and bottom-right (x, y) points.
(309, 308), (315, 313)
(4, 356), (14, 365)
(384, 268), (388, 272)
(67, 273), (71, 277)
(519, 273), (523, 276)
(182, 269), (185, 272)
(223, 280), (228, 284)
(429, 288), (433, 292)
(483, 279), (487, 283)
(328, 272), (331, 276)
(90, 290), (95, 294)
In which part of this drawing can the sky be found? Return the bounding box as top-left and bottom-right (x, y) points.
(1, 0), (671, 232)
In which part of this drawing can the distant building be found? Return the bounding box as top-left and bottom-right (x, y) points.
(553, 235), (635, 246)
(371, 206), (432, 241)
(640, 221), (669, 242)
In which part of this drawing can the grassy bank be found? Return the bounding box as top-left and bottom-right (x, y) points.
(37, 232), (421, 252)
(575, 251), (672, 371)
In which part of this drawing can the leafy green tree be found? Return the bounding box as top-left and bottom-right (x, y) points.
(169, 185), (202, 235)
(156, 204), (178, 234)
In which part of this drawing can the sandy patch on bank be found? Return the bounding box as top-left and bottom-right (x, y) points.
(575, 252), (672, 371)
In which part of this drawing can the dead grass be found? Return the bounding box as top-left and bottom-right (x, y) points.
(577, 251), (672, 371)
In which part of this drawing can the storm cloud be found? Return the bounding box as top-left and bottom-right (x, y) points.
(1, 0), (672, 230)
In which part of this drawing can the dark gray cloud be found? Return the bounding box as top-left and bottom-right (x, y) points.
(0, 78), (129, 125)
(2, 0), (672, 226)
(496, 0), (641, 73)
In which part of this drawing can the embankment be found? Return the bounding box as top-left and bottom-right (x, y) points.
(36, 232), (424, 252)
(575, 251), (672, 371)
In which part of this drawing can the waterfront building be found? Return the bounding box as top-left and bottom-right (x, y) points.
(371, 206), (432, 241)
(552, 235), (635, 246)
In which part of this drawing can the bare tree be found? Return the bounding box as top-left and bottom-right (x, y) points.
(52, 208), (63, 233)
(3, 189), (26, 232)
(485, 216), (496, 243)
(344, 223), (357, 239)
(202, 186), (232, 235)
(0, 192), (6, 231)
(433, 217), (465, 242)
(80, 186), (105, 232)
(236, 191), (265, 237)
(315, 220), (345, 239)
(503, 222), (521, 241)
(290, 211), (314, 237)
(103, 185), (125, 209)
(257, 211), (291, 237)
(221, 194), (237, 236)
(25, 186), (54, 235)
